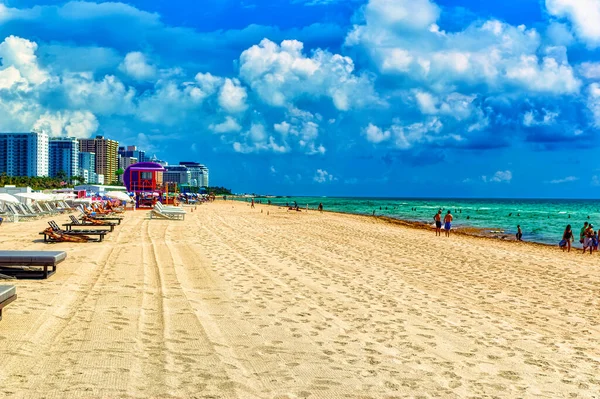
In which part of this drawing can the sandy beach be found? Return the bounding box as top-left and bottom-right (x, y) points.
(1, 200), (599, 398)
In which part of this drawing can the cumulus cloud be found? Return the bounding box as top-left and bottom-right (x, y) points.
(313, 169), (336, 183)
(546, 0), (600, 48)
(239, 39), (379, 110)
(587, 83), (600, 126)
(347, 1), (581, 95)
(218, 78), (248, 113)
(209, 116), (242, 133)
(233, 123), (290, 154)
(119, 51), (156, 80)
(33, 110), (99, 138)
(364, 123), (391, 143)
(482, 170), (512, 183)
(523, 109), (559, 126)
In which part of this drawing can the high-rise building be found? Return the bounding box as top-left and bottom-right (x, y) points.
(49, 137), (79, 179)
(118, 156), (138, 183)
(79, 152), (96, 184)
(163, 165), (191, 187)
(118, 145), (146, 163)
(179, 162), (209, 187)
(79, 136), (119, 184)
(0, 131), (49, 177)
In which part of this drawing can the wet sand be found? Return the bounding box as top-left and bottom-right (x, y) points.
(1, 201), (599, 398)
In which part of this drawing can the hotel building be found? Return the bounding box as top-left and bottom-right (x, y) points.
(49, 137), (79, 179)
(79, 136), (119, 184)
(0, 131), (49, 177)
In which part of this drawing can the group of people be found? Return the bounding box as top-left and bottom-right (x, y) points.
(561, 222), (599, 253)
(433, 210), (453, 237)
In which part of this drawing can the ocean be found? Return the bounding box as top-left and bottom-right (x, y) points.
(242, 197), (600, 245)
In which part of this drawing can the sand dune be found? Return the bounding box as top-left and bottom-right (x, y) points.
(1, 201), (599, 398)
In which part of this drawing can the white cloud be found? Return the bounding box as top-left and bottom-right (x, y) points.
(546, 0), (600, 48)
(363, 0), (440, 31)
(33, 110), (99, 138)
(364, 123), (391, 143)
(347, 2), (581, 95)
(549, 176), (578, 184)
(523, 109), (559, 126)
(587, 83), (600, 126)
(233, 123), (290, 154)
(0, 35), (49, 86)
(313, 169), (336, 183)
(580, 62), (600, 79)
(218, 78), (248, 113)
(119, 51), (156, 80)
(209, 116), (242, 133)
(239, 38), (378, 110)
(484, 170), (512, 183)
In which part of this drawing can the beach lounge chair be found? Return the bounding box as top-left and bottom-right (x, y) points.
(41, 221), (108, 242)
(7, 204), (38, 221)
(0, 285), (16, 320)
(0, 250), (66, 279)
(64, 215), (115, 232)
(149, 203), (185, 220)
(149, 208), (185, 220)
(78, 205), (124, 223)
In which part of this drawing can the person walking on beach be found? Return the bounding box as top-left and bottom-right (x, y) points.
(516, 225), (523, 241)
(318, 202), (323, 213)
(561, 224), (573, 252)
(433, 210), (442, 236)
(444, 210), (453, 237)
(580, 222), (588, 247)
(583, 223), (594, 254)
(251, 198), (255, 209)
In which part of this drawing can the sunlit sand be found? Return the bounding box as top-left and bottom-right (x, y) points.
(1, 200), (599, 398)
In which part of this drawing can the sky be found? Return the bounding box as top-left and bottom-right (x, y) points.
(1, 0), (600, 197)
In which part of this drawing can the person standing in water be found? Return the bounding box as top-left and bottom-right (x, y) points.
(561, 224), (573, 252)
(444, 211), (453, 237)
(433, 210), (442, 236)
(516, 225), (523, 241)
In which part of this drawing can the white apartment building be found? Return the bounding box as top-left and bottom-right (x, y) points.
(0, 131), (49, 177)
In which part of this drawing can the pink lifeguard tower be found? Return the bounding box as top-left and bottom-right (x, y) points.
(123, 162), (165, 208)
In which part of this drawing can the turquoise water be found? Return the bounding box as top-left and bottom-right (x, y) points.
(243, 197), (600, 245)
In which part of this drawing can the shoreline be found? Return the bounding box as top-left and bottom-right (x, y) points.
(255, 201), (561, 249)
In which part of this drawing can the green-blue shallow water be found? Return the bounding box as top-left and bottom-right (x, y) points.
(239, 197), (600, 246)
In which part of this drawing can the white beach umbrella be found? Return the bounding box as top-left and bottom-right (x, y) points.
(0, 193), (20, 204)
(105, 191), (132, 202)
(15, 192), (52, 201)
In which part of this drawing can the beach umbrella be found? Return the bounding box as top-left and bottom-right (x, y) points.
(105, 191), (133, 202)
(0, 193), (20, 204)
(15, 192), (52, 201)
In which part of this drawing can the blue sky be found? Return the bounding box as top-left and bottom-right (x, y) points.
(1, 0), (600, 197)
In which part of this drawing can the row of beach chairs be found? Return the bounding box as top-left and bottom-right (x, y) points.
(0, 201), (74, 222)
(0, 203), (129, 322)
(40, 215), (123, 243)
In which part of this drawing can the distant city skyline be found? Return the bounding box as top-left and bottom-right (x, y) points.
(1, 1), (600, 196)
